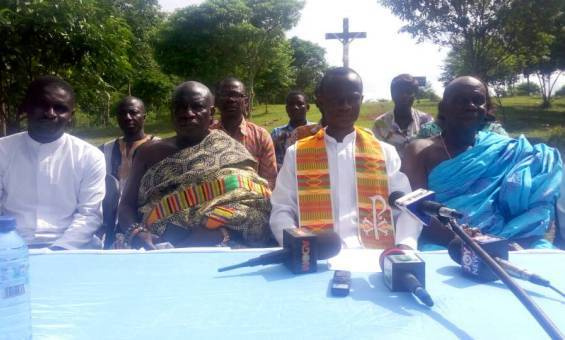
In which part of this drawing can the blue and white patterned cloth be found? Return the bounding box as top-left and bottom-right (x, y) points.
(426, 131), (562, 249)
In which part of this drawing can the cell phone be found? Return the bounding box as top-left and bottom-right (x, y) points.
(331, 270), (351, 297)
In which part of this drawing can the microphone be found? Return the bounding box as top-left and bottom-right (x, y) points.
(448, 237), (558, 290)
(218, 229), (341, 274)
(379, 248), (434, 307)
(388, 190), (464, 226)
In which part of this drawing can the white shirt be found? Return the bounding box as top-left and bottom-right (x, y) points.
(0, 132), (105, 249)
(270, 129), (422, 249)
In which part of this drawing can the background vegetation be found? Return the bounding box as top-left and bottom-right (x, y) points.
(1, 0), (564, 154)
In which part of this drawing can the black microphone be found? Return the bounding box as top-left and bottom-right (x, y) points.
(218, 229), (341, 274)
(388, 190), (464, 226)
(448, 237), (557, 290)
(379, 248), (434, 307)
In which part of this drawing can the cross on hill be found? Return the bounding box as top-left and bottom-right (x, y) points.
(325, 18), (367, 68)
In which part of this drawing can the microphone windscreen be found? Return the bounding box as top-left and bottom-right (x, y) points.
(447, 238), (463, 265)
(316, 231), (342, 260)
(378, 247), (406, 269)
(388, 191), (405, 208)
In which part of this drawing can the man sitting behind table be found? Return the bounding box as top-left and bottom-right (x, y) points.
(402, 76), (562, 250)
(117, 81), (272, 249)
(270, 67), (422, 250)
(0, 76), (106, 250)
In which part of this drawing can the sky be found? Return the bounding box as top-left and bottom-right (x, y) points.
(156, 0), (448, 100)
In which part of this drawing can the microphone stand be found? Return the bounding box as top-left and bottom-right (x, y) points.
(443, 217), (564, 339)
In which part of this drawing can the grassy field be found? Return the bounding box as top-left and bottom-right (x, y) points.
(72, 96), (565, 153)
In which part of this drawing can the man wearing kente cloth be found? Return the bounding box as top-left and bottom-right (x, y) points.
(403, 76), (562, 250)
(118, 81), (272, 249)
(270, 67), (422, 249)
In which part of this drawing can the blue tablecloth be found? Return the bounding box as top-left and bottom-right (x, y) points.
(29, 249), (565, 340)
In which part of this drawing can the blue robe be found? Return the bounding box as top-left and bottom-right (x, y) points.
(426, 131), (562, 249)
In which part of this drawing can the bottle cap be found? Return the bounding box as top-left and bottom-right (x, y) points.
(0, 216), (17, 232)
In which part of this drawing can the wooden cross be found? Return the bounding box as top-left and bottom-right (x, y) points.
(325, 18), (367, 68)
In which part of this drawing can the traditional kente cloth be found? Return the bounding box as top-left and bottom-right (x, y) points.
(138, 130), (272, 246)
(295, 127), (395, 248)
(428, 131), (562, 249)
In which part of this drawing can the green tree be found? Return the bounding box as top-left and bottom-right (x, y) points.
(289, 37), (327, 98)
(0, 0), (170, 133)
(515, 82), (541, 97)
(254, 39), (296, 110)
(155, 0), (304, 115)
(380, 0), (561, 84)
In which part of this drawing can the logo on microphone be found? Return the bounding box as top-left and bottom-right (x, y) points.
(461, 247), (480, 275)
(301, 239), (311, 272)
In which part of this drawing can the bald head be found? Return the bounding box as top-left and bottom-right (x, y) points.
(319, 67), (363, 96)
(318, 67), (364, 140)
(173, 81), (214, 108)
(443, 76), (486, 99)
(438, 76), (490, 143)
(117, 96), (145, 113)
(171, 81), (214, 143)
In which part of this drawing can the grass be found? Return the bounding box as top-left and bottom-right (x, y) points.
(72, 96), (565, 153)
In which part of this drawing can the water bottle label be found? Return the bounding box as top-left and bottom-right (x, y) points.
(1, 255), (29, 302)
(4, 284), (25, 299)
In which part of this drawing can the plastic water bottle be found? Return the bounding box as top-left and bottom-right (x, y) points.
(0, 216), (31, 340)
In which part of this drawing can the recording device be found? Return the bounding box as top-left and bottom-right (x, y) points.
(218, 229), (342, 274)
(448, 237), (556, 289)
(379, 248), (434, 307)
(447, 234), (508, 282)
(330, 270), (351, 297)
(388, 190), (464, 226)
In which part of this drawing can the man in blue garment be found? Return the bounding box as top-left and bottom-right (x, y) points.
(403, 76), (562, 249)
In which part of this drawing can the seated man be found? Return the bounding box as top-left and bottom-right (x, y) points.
(118, 81), (272, 249)
(270, 67), (422, 249)
(100, 96), (159, 194)
(0, 76), (106, 249)
(271, 91), (312, 170)
(211, 77), (277, 189)
(403, 76), (562, 249)
(372, 74), (432, 157)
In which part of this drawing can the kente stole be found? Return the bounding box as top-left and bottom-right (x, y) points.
(144, 174), (271, 227)
(295, 127), (394, 248)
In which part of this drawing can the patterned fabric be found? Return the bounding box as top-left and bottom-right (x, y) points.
(138, 130), (272, 246)
(211, 118), (277, 189)
(146, 174), (271, 226)
(417, 121), (509, 139)
(427, 131), (562, 249)
(285, 123), (324, 150)
(295, 127), (395, 248)
(271, 121), (314, 169)
(372, 109), (433, 157)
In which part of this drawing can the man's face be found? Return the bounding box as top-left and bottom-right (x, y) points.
(391, 83), (416, 110)
(117, 99), (145, 137)
(216, 80), (248, 119)
(26, 85), (73, 143)
(442, 79), (487, 138)
(172, 88), (213, 141)
(319, 74), (363, 133)
(286, 94), (309, 124)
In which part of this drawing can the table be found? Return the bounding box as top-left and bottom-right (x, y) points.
(29, 249), (565, 340)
